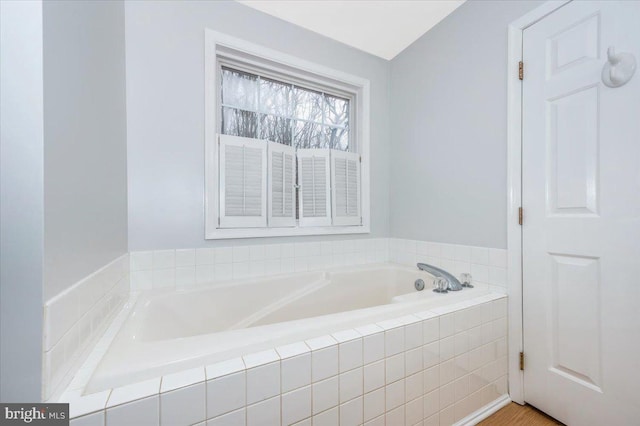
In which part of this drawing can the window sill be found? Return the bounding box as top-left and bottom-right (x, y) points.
(205, 225), (370, 240)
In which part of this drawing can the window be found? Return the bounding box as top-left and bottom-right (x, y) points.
(220, 67), (351, 151)
(205, 30), (370, 239)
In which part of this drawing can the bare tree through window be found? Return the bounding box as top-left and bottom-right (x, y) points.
(220, 66), (350, 151)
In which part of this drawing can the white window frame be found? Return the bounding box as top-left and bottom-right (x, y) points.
(205, 29), (371, 239)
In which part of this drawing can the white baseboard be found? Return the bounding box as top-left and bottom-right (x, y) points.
(455, 394), (512, 426)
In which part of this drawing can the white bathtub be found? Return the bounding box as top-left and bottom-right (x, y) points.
(87, 263), (491, 393)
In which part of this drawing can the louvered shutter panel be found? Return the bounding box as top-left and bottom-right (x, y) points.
(331, 150), (361, 226)
(297, 149), (331, 227)
(267, 141), (296, 227)
(219, 135), (267, 228)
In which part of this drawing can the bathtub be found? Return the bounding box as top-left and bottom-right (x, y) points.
(87, 263), (492, 393)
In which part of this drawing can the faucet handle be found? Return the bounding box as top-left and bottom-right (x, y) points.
(433, 277), (448, 293)
(460, 273), (474, 288)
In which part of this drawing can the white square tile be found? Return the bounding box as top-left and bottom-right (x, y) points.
(243, 349), (279, 369)
(249, 245), (266, 261)
(363, 360), (385, 393)
(264, 244), (282, 260)
(106, 395), (158, 426)
(440, 381), (455, 410)
(160, 383), (205, 426)
(471, 247), (489, 265)
(206, 408), (245, 426)
(441, 244), (455, 260)
(312, 406), (338, 426)
(423, 389), (439, 418)
(423, 341), (440, 369)
(455, 331), (469, 356)
(195, 248), (214, 265)
(385, 405), (404, 425)
(205, 358), (245, 380)
(454, 375), (470, 400)
(454, 245), (471, 262)
(455, 353), (470, 379)
(195, 265), (214, 284)
(175, 249), (196, 267)
(405, 347), (422, 376)
(439, 313), (455, 338)
(363, 387), (385, 421)
(312, 346), (338, 381)
(339, 338), (363, 372)
(246, 362), (280, 404)
(385, 327), (404, 356)
(231, 262), (249, 278)
(282, 386), (311, 426)
(130, 270), (153, 290)
(246, 396), (280, 426)
(489, 266), (507, 287)
(440, 336), (455, 361)
(161, 367), (205, 392)
(422, 317), (439, 344)
(339, 367), (363, 403)
(404, 321), (423, 350)
(153, 250), (175, 269)
(405, 395), (424, 426)
(107, 378), (160, 408)
(206, 371), (245, 418)
(130, 251), (153, 271)
(440, 359), (455, 386)
(488, 248), (507, 268)
(232, 246), (250, 263)
(152, 268), (175, 288)
(405, 371), (423, 401)
(214, 264), (232, 281)
(281, 353), (311, 393)
(339, 396), (363, 426)
(175, 266), (196, 287)
(66, 391), (110, 419)
(440, 403), (455, 426)
(276, 342), (310, 359)
(214, 247), (233, 264)
(423, 365), (439, 394)
(363, 332), (384, 364)
(312, 376), (338, 414)
(385, 379), (404, 411)
(385, 353), (405, 384)
(470, 263), (489, 284)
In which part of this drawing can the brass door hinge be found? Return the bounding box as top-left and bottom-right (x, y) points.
(519, 61), (524, 80)
(519, 352), (525, 370)
(518, 207), (523, 225)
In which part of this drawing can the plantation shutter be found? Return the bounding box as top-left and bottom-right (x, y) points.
(297, 149), (331, 227)
(219, 134), (267, 228)
(267, 141), (296, 227)
(331, 150), (361, 226)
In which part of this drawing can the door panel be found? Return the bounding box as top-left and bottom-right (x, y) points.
(522, 1), (640, 425)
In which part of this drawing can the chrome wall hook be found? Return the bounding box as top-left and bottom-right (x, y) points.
(602, 46), (636, 88)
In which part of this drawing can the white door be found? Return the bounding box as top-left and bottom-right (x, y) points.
(522, 1), (640, 425)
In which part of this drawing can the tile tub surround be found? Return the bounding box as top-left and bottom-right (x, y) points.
(389, 239), (508, 294)
(43, 254), (130, 401)
(65, 294), (508, 426)
(129, 239), (390, 291)
(128, 238), (507, 293)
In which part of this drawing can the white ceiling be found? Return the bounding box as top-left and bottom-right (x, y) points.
(237, 0), (465, 60)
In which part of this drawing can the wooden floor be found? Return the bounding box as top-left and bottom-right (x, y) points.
(478, 403), (563, 425)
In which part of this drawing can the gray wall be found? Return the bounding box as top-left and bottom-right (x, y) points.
(0, 0), (45, 401)
(125, 0), (391, 250)
(389, 0), (543, 249)
(43, 0), (128, 300)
